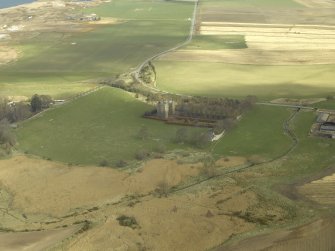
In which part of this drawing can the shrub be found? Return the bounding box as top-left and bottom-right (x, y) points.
(99, 159), (109, 167)
(135, 149), (150, 160)
(155, 181), (170, 197)
(116, 215), (138, 228)
(116, 160), (128, 168)
(154, 144), (166, 154)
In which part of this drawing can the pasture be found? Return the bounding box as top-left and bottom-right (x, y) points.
(17, 87), (204, 165)
(213, 105), (292, 160)
(0, 0), (194, 98)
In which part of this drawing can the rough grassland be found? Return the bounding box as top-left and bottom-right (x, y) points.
(155, 61), (335, 99)
(214, 105), (292, 160)
(17, 88), (204, 165)
(0, 0), (194, 98)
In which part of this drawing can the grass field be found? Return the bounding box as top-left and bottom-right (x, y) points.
(17, 87), (204, 165)
(0, 0), (194, 98)
(155, 61), (335, 99)
(213, 105), (292, 160)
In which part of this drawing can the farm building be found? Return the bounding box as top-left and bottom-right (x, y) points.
(311, 110), (335, 139)
(317, 113), (330, 123)
(320, 122), (335, 132)
(80, 13), (101, 21)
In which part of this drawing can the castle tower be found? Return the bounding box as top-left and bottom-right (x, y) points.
(169, 100), (176, 115)
(157, 101), (169, 119)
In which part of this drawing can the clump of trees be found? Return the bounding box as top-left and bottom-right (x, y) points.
(0, 98), (31, 123)
(139, 61), (156, 84)
(176, 95), (257, 120)
(174, 128), (209, 148)
(30, 94), (52, 113)
(0, 94), (53, 124)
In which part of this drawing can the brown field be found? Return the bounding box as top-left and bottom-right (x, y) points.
(298, 172), (335, 206)
(0, 156), (302, 251)
(0, 155), (293, 251)
(200, 22), (335, 50)
(159, 20), (335, 65)
(0, 155), (200, 216)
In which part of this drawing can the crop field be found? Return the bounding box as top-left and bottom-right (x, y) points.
(17, 87), (204, 165)
(0, 0), (194, 98)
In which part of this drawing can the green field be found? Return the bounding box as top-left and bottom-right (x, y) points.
(0, 0), (194, 98)
(17, 87), (204, 165)
(155, 61), (335, 99)
(213, 105), (292, 160)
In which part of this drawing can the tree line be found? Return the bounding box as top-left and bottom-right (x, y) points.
(0, 94), (53, 156)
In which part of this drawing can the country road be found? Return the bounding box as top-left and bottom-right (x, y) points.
(256, 102), (316, 110)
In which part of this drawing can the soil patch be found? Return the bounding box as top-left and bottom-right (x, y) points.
(0, 225), (80, 251)
(0, 46), (18, 65)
